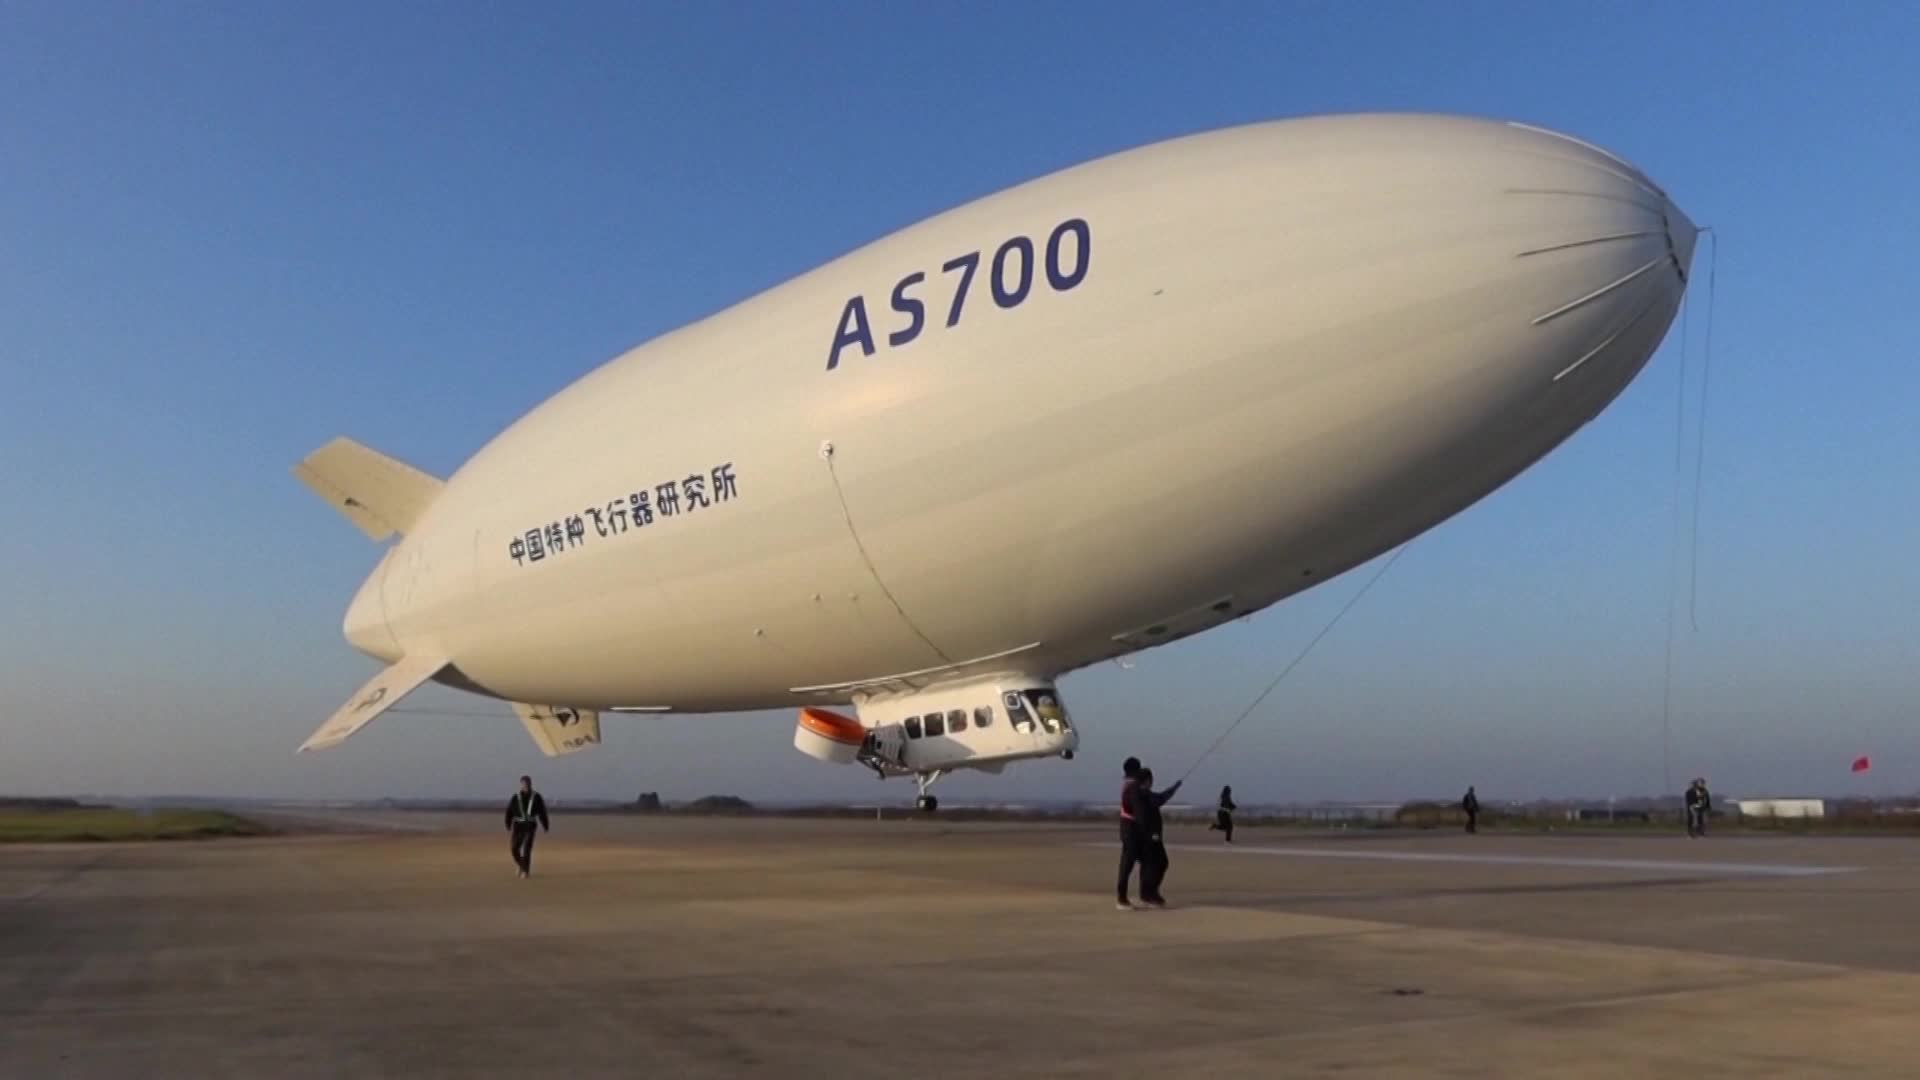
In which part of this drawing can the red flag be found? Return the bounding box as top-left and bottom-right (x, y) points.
(1851, 756), (1871, 773)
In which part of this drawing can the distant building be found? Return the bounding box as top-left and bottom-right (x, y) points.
(1733, 798), (1825, 820)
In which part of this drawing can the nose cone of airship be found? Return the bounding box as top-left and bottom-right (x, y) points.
(1664, 199), (1699, 283)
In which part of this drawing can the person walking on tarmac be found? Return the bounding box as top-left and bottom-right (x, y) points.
(1134, 767), (1183, 908)
(1116, 757), (1143, 910)
(1462, 786), (1480, 834)
(505, 775), (550, 878)
(1208, 785), (1237, 843)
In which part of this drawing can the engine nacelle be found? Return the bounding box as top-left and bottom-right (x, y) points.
(793, 706), (865, 765)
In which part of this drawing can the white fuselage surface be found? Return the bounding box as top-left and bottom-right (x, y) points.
(334, 113), (1696, 718)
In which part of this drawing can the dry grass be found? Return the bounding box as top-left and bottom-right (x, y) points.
(0, 808), (272, 844)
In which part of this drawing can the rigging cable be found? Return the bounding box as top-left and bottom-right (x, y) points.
(387, 706), (516, 719)
(1659, 227), (1719, 792)
(1658, 282), (1693, 795)
(1688, 229), (1719, 632)
(820, 444), (955, 665)
(1177, 543), (1413, 784)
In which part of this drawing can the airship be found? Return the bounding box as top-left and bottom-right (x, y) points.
(295, 112), (1696, 811)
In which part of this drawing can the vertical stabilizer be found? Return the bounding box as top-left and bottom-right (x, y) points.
(293, 437), (444, 541)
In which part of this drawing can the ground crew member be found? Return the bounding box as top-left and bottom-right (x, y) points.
(1117, 757), (1142, 910)
(1208, 784), (1236, 842)
(1685, 778), (1711, 837)
(504, 775), (550, 878)
(1462, 785), (1480, 834)
(1134, 767), (1182, 908)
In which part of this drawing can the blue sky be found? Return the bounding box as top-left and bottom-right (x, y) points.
(2, 3), (1915, 805)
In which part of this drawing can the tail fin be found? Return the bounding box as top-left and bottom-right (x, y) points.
(514, 704), (603, 757)
(293, 437), (444, 542)
(299, 653), (450, 752)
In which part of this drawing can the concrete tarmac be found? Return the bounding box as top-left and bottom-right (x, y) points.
(6, 814), (1920, 1078)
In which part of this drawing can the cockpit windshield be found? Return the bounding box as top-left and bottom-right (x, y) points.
(1023, 689), (1071, 733)
(1003, 691), (1035, 733)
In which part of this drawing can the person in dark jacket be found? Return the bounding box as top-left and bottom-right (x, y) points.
(1684, 778), (1711, 837)
(1116, 757), (1143, 909)
(1134, 768), (1182, 907)
(504, 775), (550, 878)
(1462, 786), (1480, 834)
(1208, 785), (1236, 842)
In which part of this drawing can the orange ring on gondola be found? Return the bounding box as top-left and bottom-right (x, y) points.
(798, 707), (866, 746)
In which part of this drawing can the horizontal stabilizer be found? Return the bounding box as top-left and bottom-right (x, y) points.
(293, 437), (444, 542)
(299, 653), (449, 752)
(514, 703), (603, 757)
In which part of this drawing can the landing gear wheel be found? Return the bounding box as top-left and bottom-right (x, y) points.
(913, 769), (946, 814)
